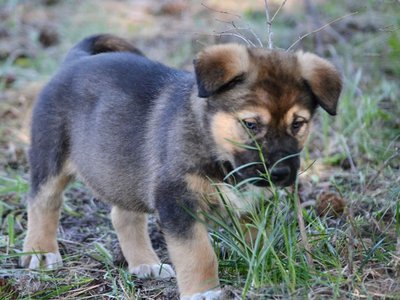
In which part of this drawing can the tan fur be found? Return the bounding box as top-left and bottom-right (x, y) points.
(111, 207), (160, 269)
(210, 106), (273, 159)
(185, 174), (219, 210)
(210, 111), (246, 159)
(219, 184), (272, 213)
(23, 206), (60, 254)
(23, 172), (70, 257)
(238, 106), (272, 125)
(185, 174), (214, 195)
(284, 105), (311, 123)
(166, 222), (219, 296)
(284, 104), (311, 147)
(186, 174), (271, 214)
(185, 174), (265, 258)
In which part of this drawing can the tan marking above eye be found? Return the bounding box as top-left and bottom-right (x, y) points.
(237, 107), (271, 124)
(283, 104), (312, 147)
(210, 112), (247, 158)
(284, 104), (311, 127)
(210, 108), (271, 158)
(242, 117), (257, 123)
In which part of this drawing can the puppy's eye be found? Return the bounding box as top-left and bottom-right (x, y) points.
(291, 120), (305, 133)
(242, 119), (258, 131)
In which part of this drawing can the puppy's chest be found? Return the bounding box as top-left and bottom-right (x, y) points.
(186, 174), (271, 215)
(212, 184), (272, 214)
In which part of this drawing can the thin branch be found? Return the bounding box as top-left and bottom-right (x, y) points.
(270, 0), (288, 23)
(208, 31), (255, 46)
(231, 21), (263, 47)
(264, 0), (273, 49)
(287, 11), (358, 52)
(304, 0), (323, 55)
(346, 202), (355, 275)
(215, 20), (263, 47)
(340, 135), (357, 173)
(365, 151), (400, 189)
(295, 190), (314, 268)
(248, 26), (264, 47)
(201, 2), (262, 47)
(201, 2), (241, 19)
(216, 24), (258, 46)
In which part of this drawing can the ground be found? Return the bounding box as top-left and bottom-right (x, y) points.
(0, 0), (399, 299)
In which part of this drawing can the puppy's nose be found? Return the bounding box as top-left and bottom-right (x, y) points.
(270, 166), (291, 184)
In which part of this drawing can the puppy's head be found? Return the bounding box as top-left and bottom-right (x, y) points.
(194, 44), (342, 187)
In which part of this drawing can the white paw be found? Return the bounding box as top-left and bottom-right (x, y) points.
(130, 263), (175, 279)
(20, 252), (63, 270)
(182, 289), (221, 300)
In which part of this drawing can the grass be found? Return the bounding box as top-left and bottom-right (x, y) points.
(204, 1), (400, 297)
(1, 0), (399, 299)
(208, 188), (310, 297)
(203, 146), (388, 299)
(215, 3), (398, 298)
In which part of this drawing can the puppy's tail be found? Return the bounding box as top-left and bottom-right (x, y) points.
(63, 34), (144, 64)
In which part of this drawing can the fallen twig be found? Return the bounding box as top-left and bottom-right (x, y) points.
(63, 283), (105, 299)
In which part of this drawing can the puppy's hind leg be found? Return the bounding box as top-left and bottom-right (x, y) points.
(111, 206), (175, 279)
(21, 170), (71, 269)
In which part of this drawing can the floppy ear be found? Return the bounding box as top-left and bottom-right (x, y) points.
(193, 44), (250, 98)
(297, 52), (342, 115)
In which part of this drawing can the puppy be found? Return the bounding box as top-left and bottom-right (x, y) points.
(21, 34), (341, 299)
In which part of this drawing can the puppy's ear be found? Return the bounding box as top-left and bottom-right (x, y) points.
(297, 52), (342, 115)
(194, 44), (250, 98)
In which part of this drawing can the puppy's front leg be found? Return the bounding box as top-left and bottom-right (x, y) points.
(156, 181), (220, 299)
(165, 221), (220, 299)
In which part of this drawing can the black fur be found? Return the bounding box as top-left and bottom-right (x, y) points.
(29, 35), (214, 236)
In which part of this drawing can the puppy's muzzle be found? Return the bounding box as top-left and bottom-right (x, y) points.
(270, 165), (291, 185)
(236, 164), (295, 187)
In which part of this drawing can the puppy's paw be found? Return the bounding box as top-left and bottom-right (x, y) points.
(130, 263), (175, 279)
(20, 252), (63, 270)
(182, 289), (221, 300)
